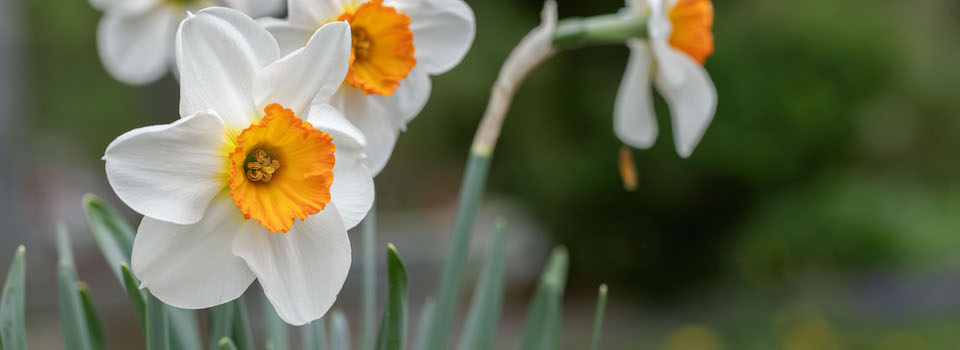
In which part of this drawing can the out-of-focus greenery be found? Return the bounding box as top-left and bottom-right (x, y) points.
(18, 0), (960, 346)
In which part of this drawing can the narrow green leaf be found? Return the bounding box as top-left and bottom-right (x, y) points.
(329, 310), (350, 350)
(589, 284), (608, 350)
(231, 297), (255, 350)
(375, 244), (408, 350)
(76, 283), (105, 350)
(262, 288), (289, 350)
(301, 317), (327, 350)
(166, 307), (202, 350)
(412, 299), (434, 350)
(425, 152), (492, 350)
(218, 337), (238, 350)
(120, 264), (146, 332)
(361, 205), (377, 350)
(56, 224), (75, 272)
(0, 246), (26, 350)
(209, 303), (235, 350)
(457, 218), (508, 350)
(58, 262), (92, 350)
(82, 194), (135, 284)
(516, 247), (569, 350)
(146, 290), (169, 350)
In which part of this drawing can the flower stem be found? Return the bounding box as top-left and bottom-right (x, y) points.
(552, 13), (647, 47)
(361, 202), (377, 350)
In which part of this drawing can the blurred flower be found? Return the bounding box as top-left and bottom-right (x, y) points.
(261, 0), (476, 175)
(102, 8), (374, 325)
(615, 0), (717, 157)
(89, 0), (283, 85)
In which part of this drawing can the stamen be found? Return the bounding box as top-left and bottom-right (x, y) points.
(352, 28), (372, 61)
(245, 149), (280, 183)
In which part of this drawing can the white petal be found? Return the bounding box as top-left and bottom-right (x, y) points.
(650, 38), (686, 90)
(654, 48), (717, 158)
(104, 110), (228, 225)
(307, 104), (374, 229)
(132, 194), (256, 309)
(288, 0), (347, 28)
(177, 7), (279, 130)
(221, 0), (285, 17)
(259, 17), (314, 56)
(379, 68), (431, 130)
(388, 0), (475, 74)
(233, 203), (351, 325)
(614, 40), (658, 149)
(327, 87), (397, 176)
(254, 21), (351, 116)
(97, 5), (178, 85)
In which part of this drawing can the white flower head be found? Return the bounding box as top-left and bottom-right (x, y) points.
(103, 7), (375, 325)
(616, 0), (717, 158)
(90, 0), (284, 85)
(262, 0), (476, 175)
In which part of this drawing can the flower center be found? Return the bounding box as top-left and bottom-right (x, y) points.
(228, 104), (336, 233)
(668, 0), (714, 65)
(245, 149), (280, 182)
(336, 0), (416, 96)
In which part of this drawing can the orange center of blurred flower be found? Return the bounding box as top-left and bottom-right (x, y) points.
(337, 0), (417, 96)
(668, 0), (714, 65)
(228, 103), (336, 233)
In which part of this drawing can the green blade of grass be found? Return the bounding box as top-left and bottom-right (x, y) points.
(146, 290), (169, 350)
(76, 283), (105, 350)
(232, 296), (255, 350)
(0, 246), (26, 350)
(457, 218), (508, 350)
(82, 194), (135, 284)
(516, 247), (569, 350)
(262, 288), (289, 350)
(329, 310), (350, 350)
(58, 262), (92, 350)
(424, 152), (492, 350)
(218, 337), (238, 350)
(412, 299), (434, 350)
(209, 302), (235, 350)
(375, 244), (408, 350)
(120, 264), (146, 332)
(301, 317), (327, 350)
(589, 284), (608, 350)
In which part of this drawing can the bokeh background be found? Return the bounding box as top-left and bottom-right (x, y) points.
(2, 0), (960, 348)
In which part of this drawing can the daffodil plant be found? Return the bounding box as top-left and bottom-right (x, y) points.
(0, 0), (719, 349)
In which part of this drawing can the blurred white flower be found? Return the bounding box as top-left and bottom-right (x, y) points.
(102, 8), (374, 325)
(616, 0), (716, 157)
(261, 0), (476, 175)
(89, 0), (283, 85)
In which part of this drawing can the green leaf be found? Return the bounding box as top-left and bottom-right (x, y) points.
(231, 297), (255, 350)
(329, 310), (350, 350)
(120, 264), (146, 332)
(424, 152), (492, 350)
(516, 247), (569, 350)
(146, 290), (169, 350)
(375, 244), (408, 350)
(412, 299), (434, 350)
(58, 262), (93, 350)
(166, 307), (202, 350)
(262, 288), (289, 350)
(301, 317), (327, 350)
(76, 283), (105, 350)
(361, 205), (377, 350)
(0, 246), (26, 350)
(209, 303), (235, 350)
(82, 194), (135, 284)
(589, 284), (608, 350)
(218, 337), (238, 350)
(457, 218), (508, 350)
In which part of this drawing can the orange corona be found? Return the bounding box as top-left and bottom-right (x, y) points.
(228, 104), (336, 233)
(668, 0), (714, 65)
(337, 0), (417, 96)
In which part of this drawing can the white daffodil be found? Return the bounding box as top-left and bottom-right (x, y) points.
(615, 0), (716, 157)
(89, 0), (283, 85)
(102, 8), (374, 325)
(260, 0), (475, 175)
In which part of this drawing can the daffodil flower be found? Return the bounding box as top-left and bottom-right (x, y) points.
(261, 0), (476, 175)
(89, 0), (283, 85)
(615, 0), (716, 157)
(102, 7), (374, 325)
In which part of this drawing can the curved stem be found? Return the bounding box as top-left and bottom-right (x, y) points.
(553, 14), (647, 47)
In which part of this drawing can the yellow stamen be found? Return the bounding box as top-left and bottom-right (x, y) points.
(245, 149), (281, 183)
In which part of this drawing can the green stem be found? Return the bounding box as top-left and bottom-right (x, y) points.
(361, 203), (377, 350)
(553, 13), (647, 47)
